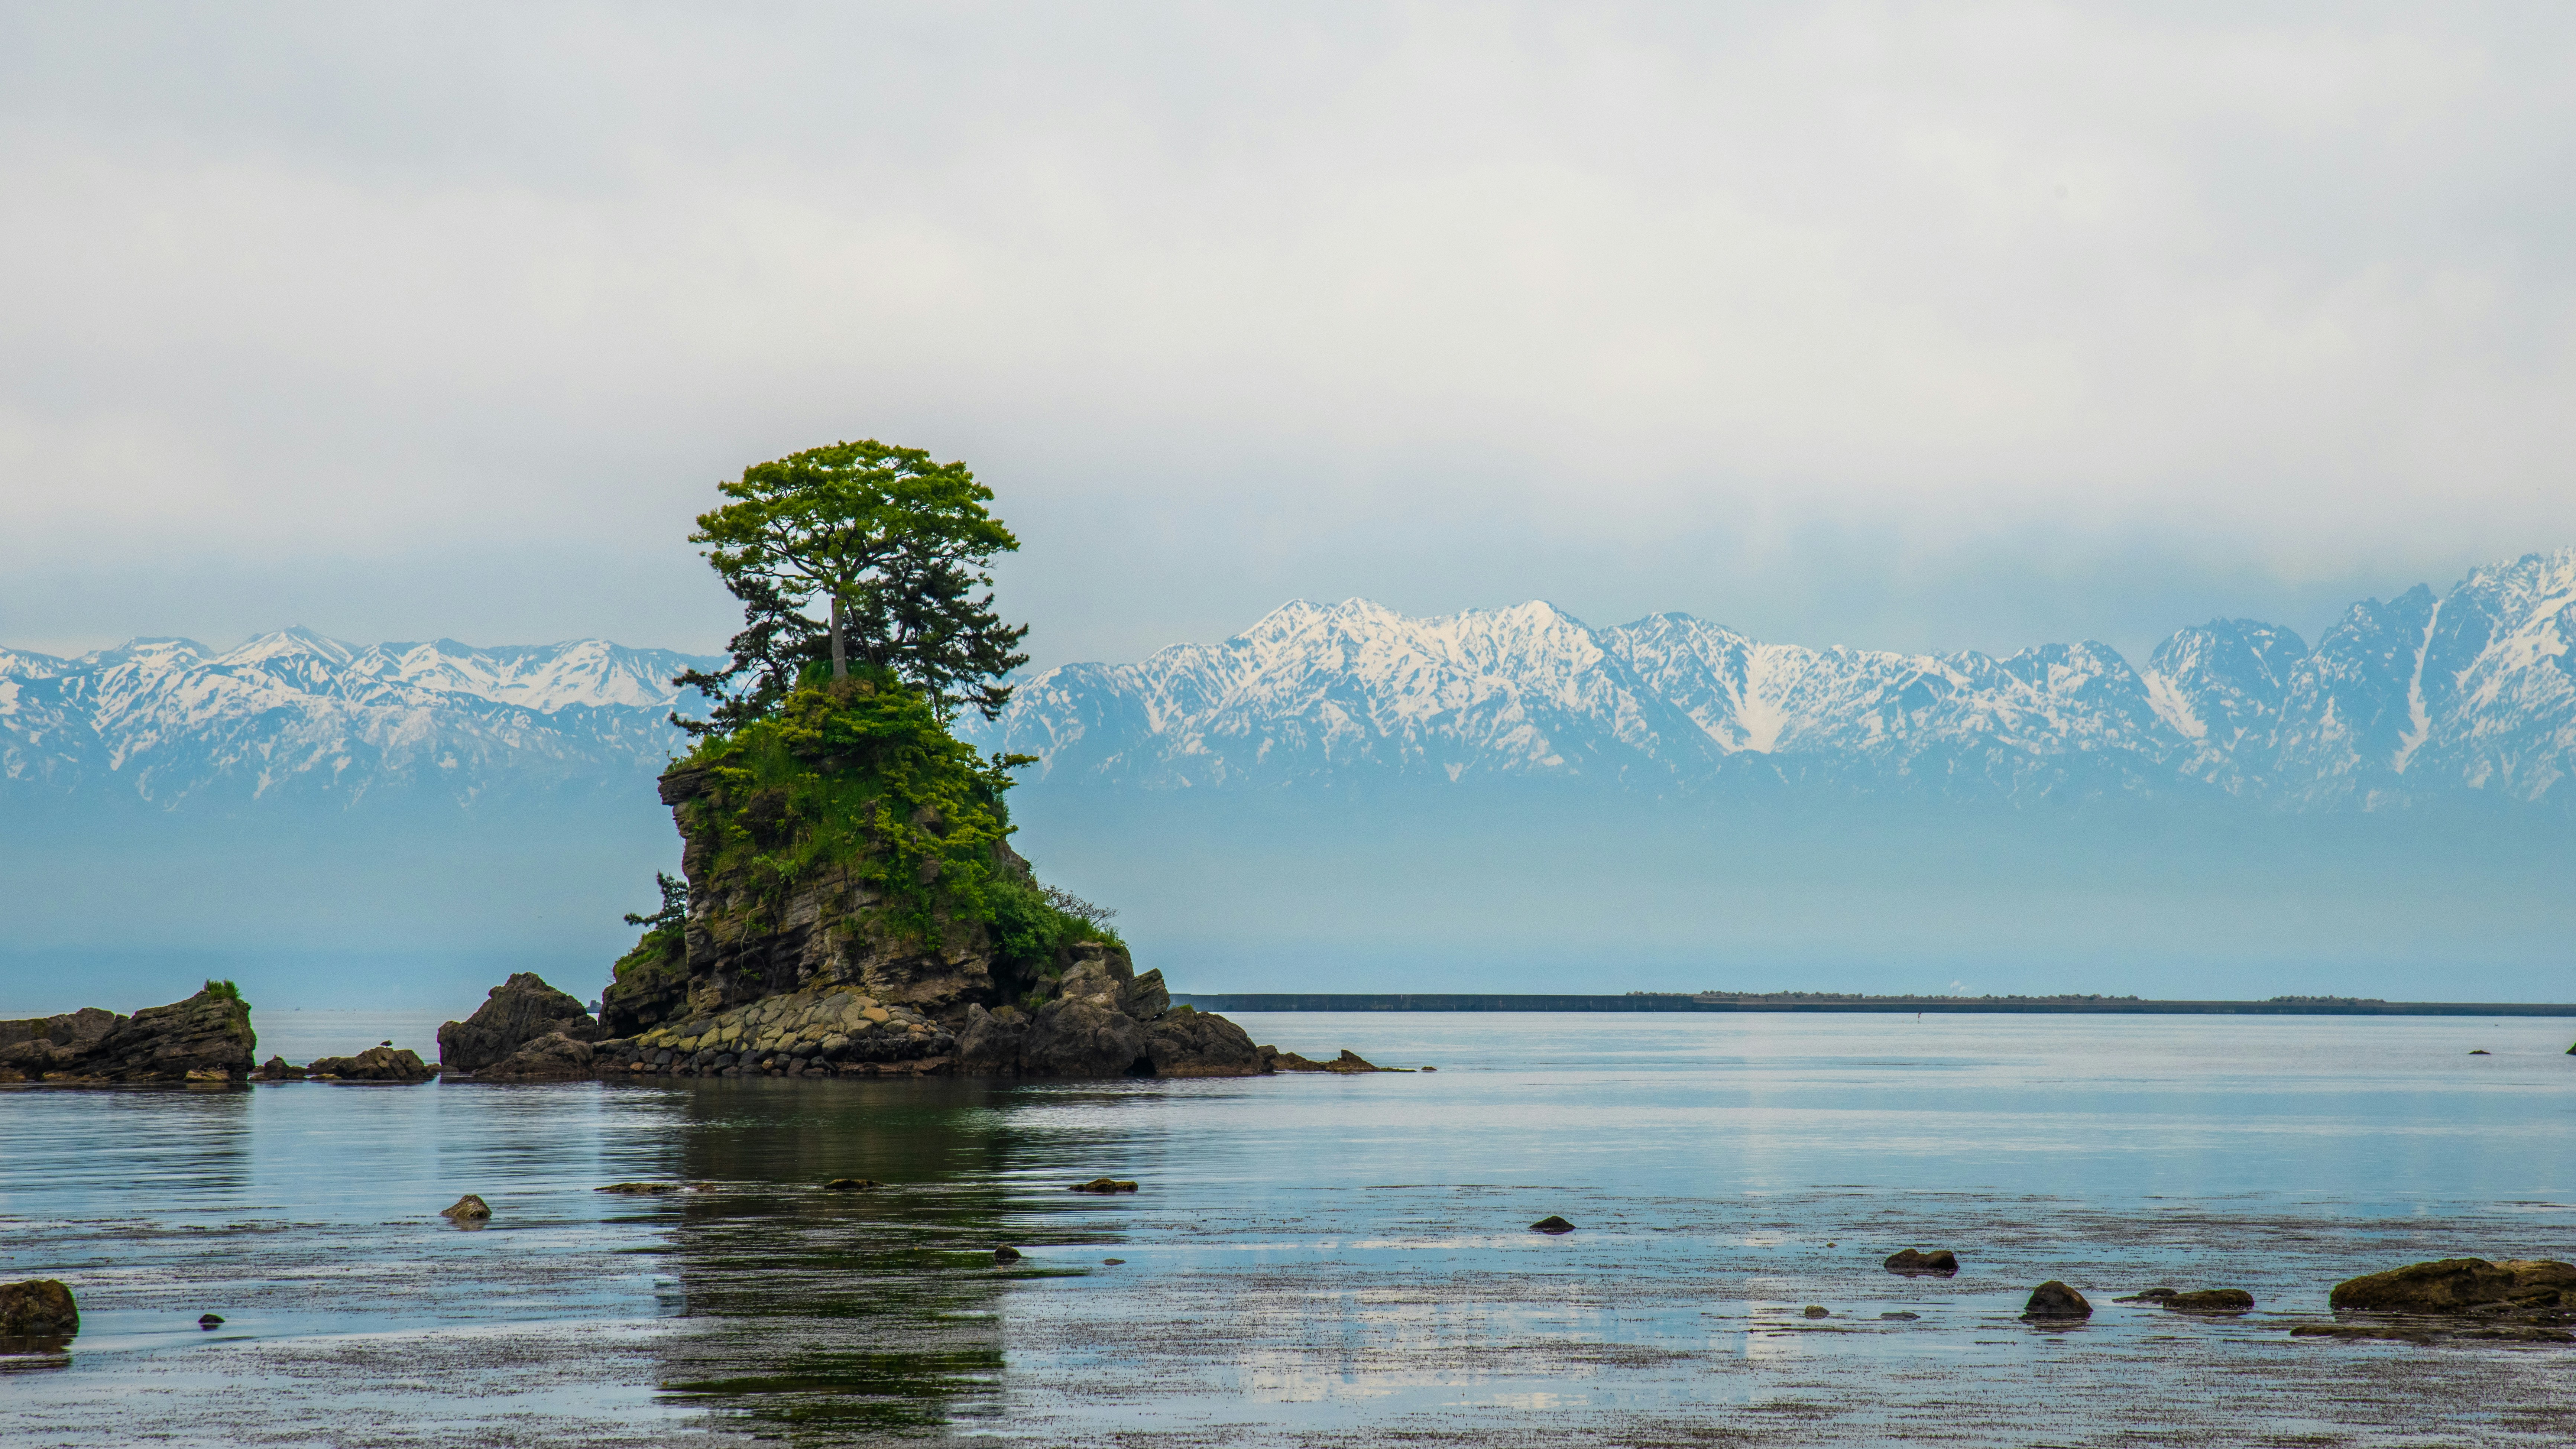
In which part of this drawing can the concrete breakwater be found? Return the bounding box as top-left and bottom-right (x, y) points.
(1175, 992), (2576, 1016)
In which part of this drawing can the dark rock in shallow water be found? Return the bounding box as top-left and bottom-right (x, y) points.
(2114, 1288), (2180, 1303)
(1143, 1007), (1266, 1077)
(1880, 1312), (1919, 1320)
(994, 1245), (1022, 1262)
(310, 1046), (434, 1082)
(1884, 1248), (1959, 1276)
(956, 1004), (1030, 1075)
(1802, 1305), (1830, 1318)
(438, 973), (602, 1072)
(2023, 1281), (2092, 1320)
(2330, 1258), (2576, 1315)
(1070, 1178), (1138, 1193)
(439, 1194), (492, 1221)
(822, 1179), (879, 1191)
(1021, 992), (1149, 1077)
(474, 1032), (594, 1081)
(599, 1182), (687, 1194)
(2164, 1289), (2255, 1313)
(0, 1280), (78, 1339)
(1530, 1216), (1576, 1235)
(250, 1056), (305, 1081)
(197, 1313), (224, 1328)
(1265, 1047), (1389, 1073)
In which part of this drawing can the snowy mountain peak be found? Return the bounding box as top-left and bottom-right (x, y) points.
(966, 552), (2576, 810)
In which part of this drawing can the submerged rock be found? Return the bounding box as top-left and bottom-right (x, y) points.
(1530, 1216), (1576, 1235)
(994, 1245), (1023, 1263)
(438, 973), (602, 1073)
(822, 1178), (879, 1191)
(439, 1194), (492, 1221)
(0, 1280), (78, 1340)
(1884, 1248), (1959, 1276)
(2022, 1281), (2092, 1320)
(2114, 1288), (2180, 1303)
(599, 1182), (688, 1194)
(309, 1046), (435, 1082)
(2164, 1289), (2255, 1314)
(1070, 1178), (1139, 1193)
(2330, 1258), (2576, 1316)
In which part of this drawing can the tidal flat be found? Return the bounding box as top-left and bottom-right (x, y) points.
(5, 1012), (2575, 1446)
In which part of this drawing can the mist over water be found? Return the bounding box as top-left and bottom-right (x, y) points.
(7, 1013), (2573, 1445)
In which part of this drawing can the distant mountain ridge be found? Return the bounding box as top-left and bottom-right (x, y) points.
(963, 548), (2576, 810)
(8, 549), (2571, 817)
(0, 629), (717, 813)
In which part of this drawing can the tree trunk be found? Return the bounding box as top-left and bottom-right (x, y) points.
(830, 594), (847, 680)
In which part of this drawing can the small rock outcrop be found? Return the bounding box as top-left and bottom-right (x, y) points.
(474, 1032), (596, 1081)
(310, 1046), (435, 1082)
(250, 1056), (307, 1081)
(1263, 1047), (1389, 1073)
(2164, 1289), (2255, 1313)
(440, 1194), (492, 1220)
(1530, 1216), (1576, 1235)
(2329, 1258), (2576, 1318)
(2023, 1281), (2092, 1320)
(438, 973), (603, 1073)
(0, 987), (255, 1084)
(1071, 1178), (1138, 1193)
(1884, 1249), (1959, 1276)
(0, 1280), (78, 1341)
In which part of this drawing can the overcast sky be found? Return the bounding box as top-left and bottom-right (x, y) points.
(5, 2), (2573, 670)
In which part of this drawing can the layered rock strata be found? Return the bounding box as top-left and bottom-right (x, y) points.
(0, 988), (255, 1083)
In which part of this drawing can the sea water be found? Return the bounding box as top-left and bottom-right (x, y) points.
(4, 1012), (2573, 1446)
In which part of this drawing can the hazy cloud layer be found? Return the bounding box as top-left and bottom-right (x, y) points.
(5, 2), (2573, 665)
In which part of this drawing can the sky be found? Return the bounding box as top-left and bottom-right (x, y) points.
(6, 2), (2575, 672)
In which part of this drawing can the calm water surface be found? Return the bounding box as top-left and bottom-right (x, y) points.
(5, 1012), (2575, 1446)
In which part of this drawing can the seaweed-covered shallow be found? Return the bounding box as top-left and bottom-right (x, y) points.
(4, 1012), (2574, 1445)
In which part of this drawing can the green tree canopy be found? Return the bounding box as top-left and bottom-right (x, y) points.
(676, 440), (1030, 733)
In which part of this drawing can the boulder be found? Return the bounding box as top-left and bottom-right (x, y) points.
(2114, 1288), (2180, 1303)
(2330, 1258), (2576, 1316)
(475, 1032), (595, 1082)
(249, 1056), (306, 1081)
(1884, 1249), (1959, 1276)
(1021, 994), (1148, 1077)
(309, 1046), (435, 1082)
(2022, 1281), (2092, 1320)
(0, 1279), (78, 1340)
(1120, 968), (1172, 1022)
(440, 1194), (492, 1220)
(0, 1008), (122, 1080)
(1802, 1305), (1830, 1318)
(2164, 1289), (2255, 1314)
(994, 1245), (1022, 1263)
(1070, 1178), (1139, 1193)
(1530, 1215), (1576, 1235)
(438, 973), (602, 1073)
(1141, 1007), (1267, 1077)
(956, 1004), (1030, 1075)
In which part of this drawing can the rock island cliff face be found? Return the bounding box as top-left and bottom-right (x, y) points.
(589, 680), (1266, 1080)
(0, 986), (256, 1083)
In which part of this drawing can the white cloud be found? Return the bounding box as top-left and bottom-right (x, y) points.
(2, 1), (2572, 662)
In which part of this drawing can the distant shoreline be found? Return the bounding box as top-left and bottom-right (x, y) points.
(1176, 993), (2576, 1017)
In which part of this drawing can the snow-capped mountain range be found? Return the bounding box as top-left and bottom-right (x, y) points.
(6, 549), (2570, 816)
(962, 549), (2576, 811)
(0, 629), (716, 813)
